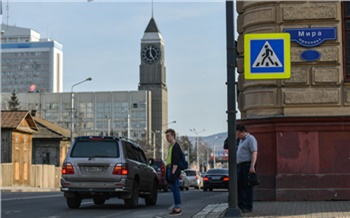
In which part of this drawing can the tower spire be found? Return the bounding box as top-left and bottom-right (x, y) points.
(151, 0), (154, 18)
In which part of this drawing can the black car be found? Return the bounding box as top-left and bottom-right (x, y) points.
(203, 168), (229, 191)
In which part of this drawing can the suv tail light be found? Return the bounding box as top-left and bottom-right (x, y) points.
(223, 176), (229, 181)
(113, 163), (128, 175)
(161, 163), (165, 177)
(203, 176), (209, 181)
(62, 162), (75, 175)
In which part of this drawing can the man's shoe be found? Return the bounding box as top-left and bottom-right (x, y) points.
(169, 208), (182, 216)
(241, 209), (252, 213)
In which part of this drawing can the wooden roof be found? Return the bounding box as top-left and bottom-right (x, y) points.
(1, 110), (39, 133)
(33, 116), (70, 139)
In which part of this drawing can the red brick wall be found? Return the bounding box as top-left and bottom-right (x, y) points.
(238, 117), (350, 201)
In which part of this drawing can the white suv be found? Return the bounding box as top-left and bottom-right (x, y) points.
(61, 136), (158, 209)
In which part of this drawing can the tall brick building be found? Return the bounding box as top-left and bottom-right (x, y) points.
(236, 1), (350, 200)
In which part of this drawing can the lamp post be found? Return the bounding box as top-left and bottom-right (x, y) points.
(105, 115), (111, 136)
(211, 136), (222, 168)
(190, 128), (206, 171)
(161, 120), (176, 160)
(70, 77), (92, 145)
(151, 130), (159, 159)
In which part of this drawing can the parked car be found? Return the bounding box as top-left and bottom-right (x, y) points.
(184, 169), (203, 189)
(61, 136), (158, 209)
(179, 171), (190, 191)
(149, 159), (169, 192)
(203, 168), (229, 191)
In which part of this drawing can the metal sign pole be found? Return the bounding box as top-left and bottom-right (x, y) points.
(224, 1), (241, 217)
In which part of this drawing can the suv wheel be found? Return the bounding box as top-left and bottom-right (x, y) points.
(124, 181), (139, 208)
(66, 196), (82, 209)
(93, 198), (105, 205)
(145, 180), (158, 206)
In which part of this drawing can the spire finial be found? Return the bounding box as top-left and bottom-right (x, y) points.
(151, 0), (154, 18)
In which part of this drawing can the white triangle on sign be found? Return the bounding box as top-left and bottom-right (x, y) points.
(252, 41), (282, 68)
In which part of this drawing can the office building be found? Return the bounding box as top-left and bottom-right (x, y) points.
(1, 24), (63, 93)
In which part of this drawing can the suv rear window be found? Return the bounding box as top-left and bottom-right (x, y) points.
(71, 141), (119, 158)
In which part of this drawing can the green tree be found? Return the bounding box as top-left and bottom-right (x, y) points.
(8, 90), (21, 111)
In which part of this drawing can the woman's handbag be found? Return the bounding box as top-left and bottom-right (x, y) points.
(248, 172), (260, 186)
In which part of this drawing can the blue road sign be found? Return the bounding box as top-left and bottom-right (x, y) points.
(244, 33), (290, 80)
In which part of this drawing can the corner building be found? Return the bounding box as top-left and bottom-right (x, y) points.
(237, 1), (350, 200)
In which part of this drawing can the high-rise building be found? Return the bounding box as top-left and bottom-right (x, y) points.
(1, 24), (63, 93)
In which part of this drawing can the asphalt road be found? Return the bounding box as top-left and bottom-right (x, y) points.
(1, 189), (228, 218)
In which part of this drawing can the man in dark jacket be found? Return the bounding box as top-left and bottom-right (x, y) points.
(165, 128), (182, 216)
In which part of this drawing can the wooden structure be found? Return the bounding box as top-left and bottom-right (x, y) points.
(1, 110), (38, 186)
(32, 116), (71, 167)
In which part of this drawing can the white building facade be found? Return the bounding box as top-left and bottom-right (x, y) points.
(1, 24), (63, 93)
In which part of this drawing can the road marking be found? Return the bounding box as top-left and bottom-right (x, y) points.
(1, 194), (62, 201)
(192, 203), (228, 218)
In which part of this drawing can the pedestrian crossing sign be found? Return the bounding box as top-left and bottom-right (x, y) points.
(244, 33), (291, 80)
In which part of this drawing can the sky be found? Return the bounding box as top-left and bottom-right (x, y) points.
(2, 0), (238, 137)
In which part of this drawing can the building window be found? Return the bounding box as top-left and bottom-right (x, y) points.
(342, 2), (350, 81)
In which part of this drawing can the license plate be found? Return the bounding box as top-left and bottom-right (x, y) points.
(212, 176), (221, 180)
(83, 167), (103, 172)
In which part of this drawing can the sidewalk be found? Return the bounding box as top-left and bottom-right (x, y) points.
(194, 201), (350, 218)
(1, 186), (60, 192)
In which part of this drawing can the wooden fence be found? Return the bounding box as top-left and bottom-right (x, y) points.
(1, 163), (61, 188)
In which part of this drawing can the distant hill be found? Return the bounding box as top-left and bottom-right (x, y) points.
(187, 132), (227, 151)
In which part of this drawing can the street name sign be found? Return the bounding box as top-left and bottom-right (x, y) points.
(244, 33), (291, 80)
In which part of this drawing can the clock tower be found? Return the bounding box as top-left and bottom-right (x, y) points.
(139, 17), (168, 159)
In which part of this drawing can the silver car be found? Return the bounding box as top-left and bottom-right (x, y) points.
(179, 170), (190, 191)
(61, 136), (158, 209)
(184, 169), (203, 189)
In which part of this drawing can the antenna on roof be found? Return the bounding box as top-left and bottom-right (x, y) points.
(6, 0), (9, 26)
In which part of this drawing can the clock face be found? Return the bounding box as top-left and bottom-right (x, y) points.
(141, 44), (161, 64)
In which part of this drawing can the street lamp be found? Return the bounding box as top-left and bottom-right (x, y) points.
(190, 128), (206, 171)
(151, 130), (160, 159)
(211, 136), (222, 168)
(70, 77), (92, 145)
(105, 115), (111, 136)
(161, 120), (176, 160)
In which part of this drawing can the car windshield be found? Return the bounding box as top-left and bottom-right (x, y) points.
(71, 141), (119, 158)
(184, 170), (196, 176)
(206, 169), (228, 175)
